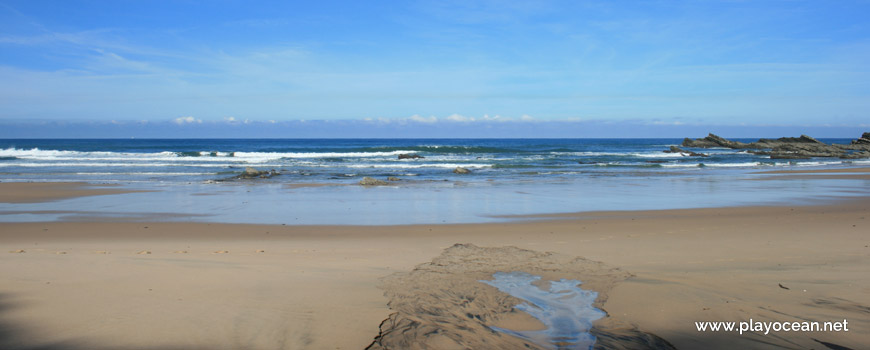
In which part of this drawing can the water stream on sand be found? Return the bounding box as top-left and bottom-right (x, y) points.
(481, 271), (605, 350)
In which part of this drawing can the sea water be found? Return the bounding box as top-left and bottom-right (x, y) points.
(481, 272), (605, 350)
(0, 138), (868, 224)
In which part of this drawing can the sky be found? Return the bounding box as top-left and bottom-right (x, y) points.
(1, 0), (868, 138)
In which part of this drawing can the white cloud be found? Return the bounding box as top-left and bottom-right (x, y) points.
(173, 116), (201, 125)
(650, 120), (685, 126)
(368, 114), (544, 124)
(407, 115), (438, 123)
(481, 114), (509, 122)
(224, 116), (236, 123)
(446, 114), (473, 122)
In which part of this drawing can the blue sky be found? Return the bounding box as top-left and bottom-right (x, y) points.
(1, 0), (868, 137)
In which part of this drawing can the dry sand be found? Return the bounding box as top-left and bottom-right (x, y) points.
(0, 184), (868, 349)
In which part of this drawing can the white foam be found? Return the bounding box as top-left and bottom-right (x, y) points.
(0, 163), (281, 168)
(702, 162), (765, 168)
(630, 152), (689, 158)
(73, 172), (215, 176)
(659, 162), (768, 168)
(330, 163), (491, 169)
(554, 151), (693, 158)
(790, 161), (845, 167)
(552, 151), (623, 156)
(232, 150), (415, 162)
(659, 163), (704, 168)
(0, 148), (416, 164)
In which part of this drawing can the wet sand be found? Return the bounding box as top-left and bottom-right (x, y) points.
(0, 182), (149, 203)
(750, 167), (870, 181)
(755, 166), (870, 174)
(0, 184), (868, 349)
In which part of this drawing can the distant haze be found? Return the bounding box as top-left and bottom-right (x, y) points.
(0, 119), (865, 139)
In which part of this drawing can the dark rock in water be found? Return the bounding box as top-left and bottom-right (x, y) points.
(386, 176), (401, 181)
(769, 153), (812, 160)
(237, 167), (275, 179)
(841, 151), (870, 159)
(683, 133), (825, 150)
(766, 142), (845, 159)
(398, 154), (424, 160)
(682, 132), (870, 158)
(682, 133), (751, 149)
(645, 160), (668, 164)
(664, 146), (709, 157)
(453, 167), (471, 174)
(755, 134), (823, 147)
(359, 177), (389, 186)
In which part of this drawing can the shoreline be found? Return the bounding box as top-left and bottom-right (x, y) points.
(755, 166), (870, 174)
(2, 166), (870, 226)
(2, 196), (868, 349)
(0, 182), (151, 204)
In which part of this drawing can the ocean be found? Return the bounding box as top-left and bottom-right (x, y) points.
(1, 138), (867, 184)
(1, 138), (868, 225)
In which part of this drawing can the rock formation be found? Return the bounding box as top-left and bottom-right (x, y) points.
(681, 133), (870, 159)
(237, 167), (279, 179)
(453, 167), (471, 174)
(359, 177), (390, 186)
(663, 146), (708, 157)
(398, 154), (424, 160)
(852, 132), (870, 145)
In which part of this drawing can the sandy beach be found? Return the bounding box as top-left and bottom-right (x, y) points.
(0, 181), (868, 349)
(4, 0), (870, 347)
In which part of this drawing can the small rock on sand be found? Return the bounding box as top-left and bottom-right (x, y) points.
(93, 251), (110, 254)
(9, 249), (25, 253)
(359, 177), (389, 186)
(214, 250), (229, 254)
(137, 250), (151, 255)
(256, 249), (265, 253)
(173, 250), (188, 254)
(55, 251), (67, 255)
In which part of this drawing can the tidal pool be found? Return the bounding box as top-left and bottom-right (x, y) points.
(480, 271), (605, 350)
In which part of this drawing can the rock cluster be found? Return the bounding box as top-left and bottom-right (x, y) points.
(681, 133), (870, 159)
(663, 146), (708, 157)
(359, 177), (390, 186)
(237, 167), (280, 179)
(852, 132), (870, 145)
(453, 167), (471, 174)
(398, 154), (424, 159)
